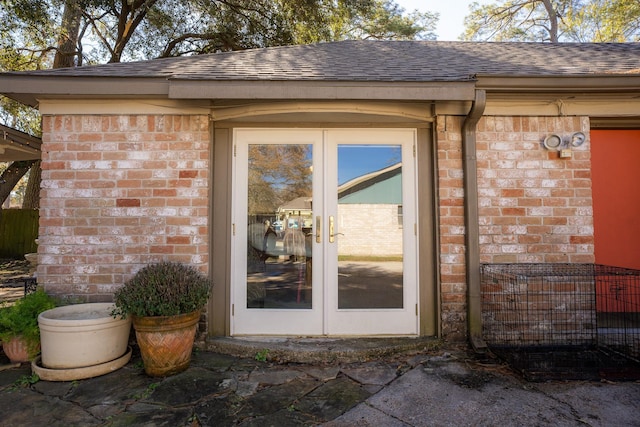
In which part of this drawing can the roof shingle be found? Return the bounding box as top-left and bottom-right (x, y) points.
(7, 40), (640, 82)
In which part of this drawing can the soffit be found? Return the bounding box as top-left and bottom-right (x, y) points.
(0, 125), (41, 162)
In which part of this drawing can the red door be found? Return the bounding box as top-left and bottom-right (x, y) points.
(591, 130), (640, 270)
(591, 130), (640, 313)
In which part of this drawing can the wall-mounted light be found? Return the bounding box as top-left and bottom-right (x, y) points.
(542, 132), (586, 159)
(543, 134), (562, 150)
(570, 132), (586, 147)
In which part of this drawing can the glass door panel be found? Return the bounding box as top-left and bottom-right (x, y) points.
(336, 144), (404, 309)
(232, 129), (323, 336)
(246, 143), (313, 309)
(326, 129), (417, 336)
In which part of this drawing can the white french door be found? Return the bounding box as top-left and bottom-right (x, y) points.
(231, 129), (417, 336)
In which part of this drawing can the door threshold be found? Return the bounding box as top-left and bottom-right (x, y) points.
(204, 336), (441, 364)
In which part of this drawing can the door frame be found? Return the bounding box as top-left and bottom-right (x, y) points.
(231, 128), (418, 336)
(209, 122), (438, 337)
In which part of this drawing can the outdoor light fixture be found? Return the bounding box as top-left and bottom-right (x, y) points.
(543, 134), (563, 150)
(570, 131), (586, 147)
(542, 132), (586, 159)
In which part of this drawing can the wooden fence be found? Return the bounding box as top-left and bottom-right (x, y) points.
(0, 209), (39, 258)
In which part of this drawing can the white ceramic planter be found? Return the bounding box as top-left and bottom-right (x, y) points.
(32, 347), (132, 382)
(38, 303), (131, 369)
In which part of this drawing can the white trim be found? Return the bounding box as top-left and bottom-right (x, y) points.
(211, 101), (432, 122)
(231, 128), (418, 336)
(484, 98), (640, 117)
(38, 98), (640, 119)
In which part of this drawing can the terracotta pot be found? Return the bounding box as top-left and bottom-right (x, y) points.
(38, 303), (131, 369)
(2, 336), (37, 363)
(132, 310), (200, 377)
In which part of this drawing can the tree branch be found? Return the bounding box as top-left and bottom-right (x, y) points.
(0, 161), (37, 207)
(541, 0), (558, 42)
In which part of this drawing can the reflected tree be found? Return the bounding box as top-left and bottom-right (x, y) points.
(248, 144), (312, 215)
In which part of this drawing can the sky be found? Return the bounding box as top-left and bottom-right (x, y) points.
(338, 145), (401, 184)
(395, 0), (493, 41)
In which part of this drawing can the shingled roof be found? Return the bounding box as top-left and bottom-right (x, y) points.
(2, 40), (640, 107)
(6, 40), (640, 81)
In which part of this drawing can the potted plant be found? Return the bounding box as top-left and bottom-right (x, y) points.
(0, 290), (56, 363)
(113, 261), (211, 377)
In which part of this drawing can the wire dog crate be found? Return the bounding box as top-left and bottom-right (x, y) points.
(481, 263), (640, 381)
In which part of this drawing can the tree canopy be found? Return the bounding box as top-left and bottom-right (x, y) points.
(0, 0), (438, 134)
(462, 0), (640, 42)
(1, 0), (437, 71)
(0, 0), (438, 207)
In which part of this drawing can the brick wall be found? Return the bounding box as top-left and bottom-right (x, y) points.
(436, 116), (467, 340)
(477, 116), (594, 264)
(38, 114), (210, 304)
(337, 204), (402, 257)
(34, 113), (596, 341)
(436, 115), (595, 341)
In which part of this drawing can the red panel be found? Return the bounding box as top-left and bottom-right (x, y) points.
(591, 130), (640, 270)
(595, 275), (640, 313)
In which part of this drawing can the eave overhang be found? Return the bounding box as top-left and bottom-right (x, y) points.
(477, 75), (640, 118)
(0, 76), (171, 107)
(167, 79), (476, 101)
(477, 75), (640, 94)
(0, 124), (41, 161)
(0, 74), (478, 107)
(2, 73), (640, 111)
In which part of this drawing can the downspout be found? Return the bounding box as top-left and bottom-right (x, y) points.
(462, 89), (487, 352)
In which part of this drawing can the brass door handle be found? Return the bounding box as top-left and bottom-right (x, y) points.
(329, 216), (334, 243)
(316, 216), (321, 243)
(329, 216), (343, 243)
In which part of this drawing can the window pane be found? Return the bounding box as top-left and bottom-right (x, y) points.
(336, 144), (403, 309)
(246, 144), (313, 309)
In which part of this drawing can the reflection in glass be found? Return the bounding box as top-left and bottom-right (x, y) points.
(337, 145), (403, 309)
(246, 144), (313, 309)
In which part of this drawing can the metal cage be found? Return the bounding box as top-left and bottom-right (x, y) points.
(481, 263), (640, 381)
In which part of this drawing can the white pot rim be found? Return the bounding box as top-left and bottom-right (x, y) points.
(38, 303), (127, 328)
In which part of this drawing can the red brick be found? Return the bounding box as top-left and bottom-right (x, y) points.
(167, 236), (191, 245)
(501, 207), (526, 216)
(150, 245), (174, 254)
(179, 170), (198, 179)
(153, 189), (177, 197)
(501, 189), (524, 197)
(570, 236), (594, 244)
(116, 198), (141, 207)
